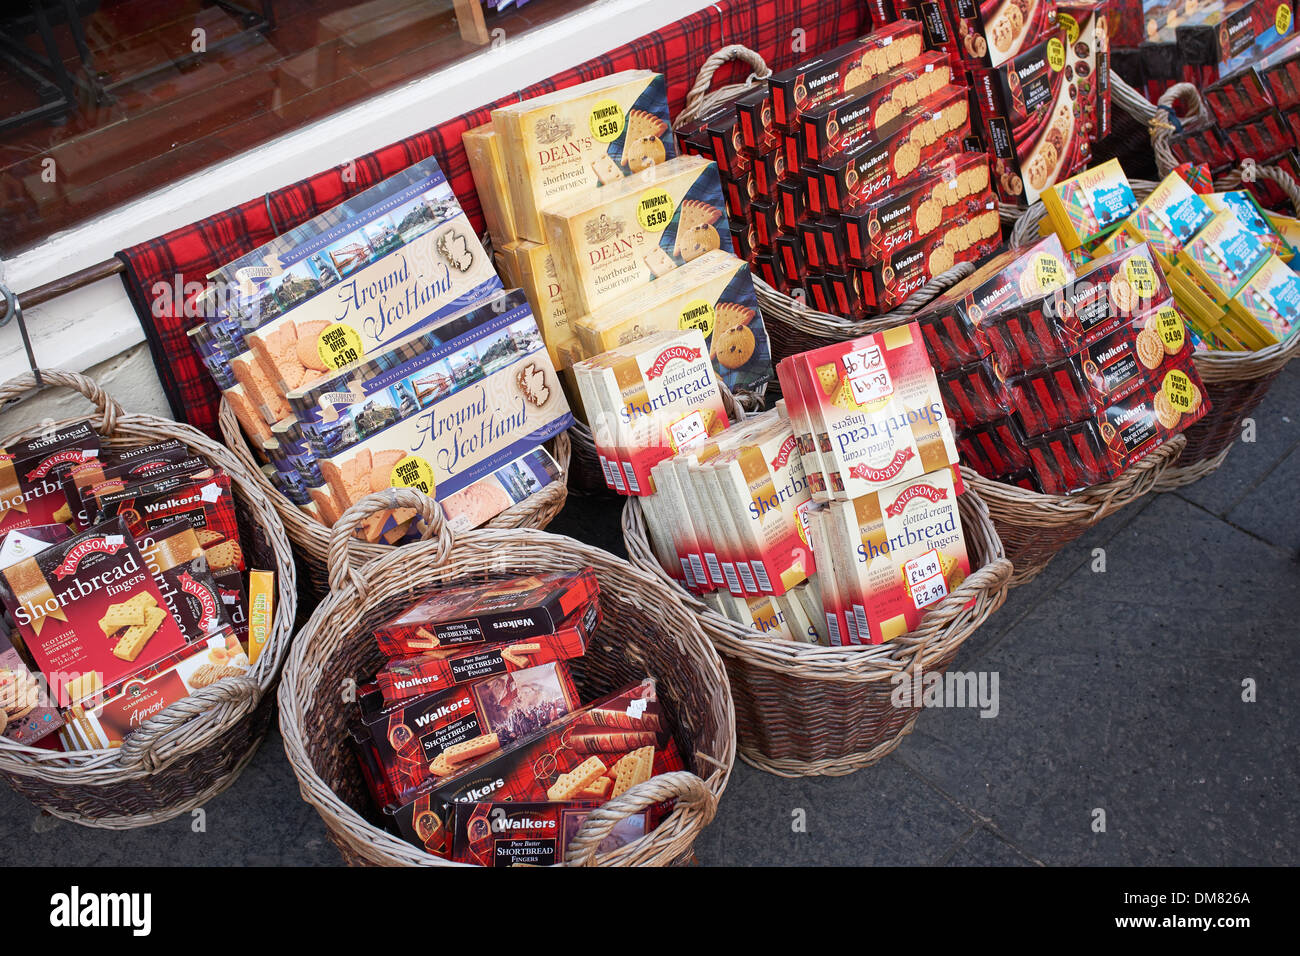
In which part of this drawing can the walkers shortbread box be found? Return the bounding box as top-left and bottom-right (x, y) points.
(0, 421), (100, 536)
(0, 518), (192, 708)
(778, 323), (959, 498)
(570, 250), (774, 397)
(492, 71), (675, 243)
(948, 0), (1059, 67)
(542, 155), (734, 316)
(449, 800), (651, 866)
(91, 472), (244, 573)
(61, 440), (192, 529)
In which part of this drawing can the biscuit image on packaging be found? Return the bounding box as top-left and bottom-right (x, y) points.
(1027, 143), (1058, 192)
(895, 141), (921, 178)
(715, 325), (756, 369)
(547, 755), (608, 800)
(63, 670), (103, 704)
(190, 662), (245, 688)
(674, 199), (723, 260)
(1109, 275), (1137, 312)
(611, 745), (654, 797)
(1154, 389), (1181, 428)
(205, 539), (243, 571)
(592, 153), (623, 185)
(644, 246), (677, 277)
(578, 776), (612, 799)
(100, 602), (147, 634)
(815, 363), (840, 395)
(929, 243), (956, 276)
(442, 732), (500, 765)
(112, 605), (168, 662)
(294, 320), (331, 374)
(1135, 329), (1164, 369)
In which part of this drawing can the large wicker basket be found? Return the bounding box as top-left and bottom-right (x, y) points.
(0, 370), (297, 827)
(278, 487), (735, 865)
(623, 486), (1012, 776)
(218, 399), (569, 602)
(1010, 88), (1300, 491)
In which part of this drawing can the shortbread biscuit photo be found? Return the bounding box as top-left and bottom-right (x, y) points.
(895, 140), (921, 177)
(1154, 389), (1181, 429)
(1136, 329), (1164, 370)
(295, 320), (331, 373)
(917, 198), (942, 234)
(716, 325), (756, 370)
(1109, 274), (1137, 312)
(929, 243), (956, 276)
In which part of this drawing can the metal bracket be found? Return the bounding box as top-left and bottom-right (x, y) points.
(1, 283), (43, 387)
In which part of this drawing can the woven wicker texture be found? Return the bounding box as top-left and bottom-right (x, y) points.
(278, 486), (735, 865)
(0, 370), (297, 828)
(623, 487), (1012, 775)
(218, 399), (570, 602)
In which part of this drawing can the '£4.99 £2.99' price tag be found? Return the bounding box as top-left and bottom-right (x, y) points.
(905, 548), (948, 610)
(843, 344), (893, 405)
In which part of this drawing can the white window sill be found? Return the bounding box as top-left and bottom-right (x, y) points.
(0, 0), (716, 387)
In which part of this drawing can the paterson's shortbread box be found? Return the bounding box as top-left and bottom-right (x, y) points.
(542, 155), (734, 316)
(135, 520), (234, 644)
(355, 660), (580, 802)
(240, 159), (502, 398)
(0, 421), (100, 536)
(778, 323), (959, 498)
(492, 71), (675, 243)
(0, 518), (192, 708)
(575, 328), (730, 496)
(570, 250), (774, 397)
(768, 21), (927, 127)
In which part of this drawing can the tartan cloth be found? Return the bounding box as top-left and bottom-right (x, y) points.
(117, 0), (869, 436)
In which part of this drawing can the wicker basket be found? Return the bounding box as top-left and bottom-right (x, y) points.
(278, 487), (734, 865)
(622, 486), (1012, 776)
(0, 370), (297, 828)
(218, 399), (570, 601)
(1011, 95), (1300, 490)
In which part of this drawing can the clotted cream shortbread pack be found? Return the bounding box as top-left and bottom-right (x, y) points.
(779, 323), (958, 498)
(492, 70), (675, 243)
(571, 249), (773, 397)
(574, 328), (729, 496)
(541, 155), (733, 317)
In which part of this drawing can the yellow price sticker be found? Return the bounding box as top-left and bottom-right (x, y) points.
(678, 298), (715, 338)
(1278, 4), (1292, 34)
(637, 187), (674, 231)
(1162, 369), (1195, 413)
(1046, 38), (1067, 71)
(1058, 12), (1080, 45)
(316, 322), (364, 371)
(1155, 305), (1186, 353)
(1029, 253), (1067, 292)
(389, 455), (436, 496)
(589, 98), (625, 144)
(1125, 256), (1159, 299)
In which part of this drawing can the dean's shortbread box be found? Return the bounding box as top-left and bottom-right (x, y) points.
(574, 328), (730, 496)
(542, 155), (734, 316)
(777, 323), (959, 499)
(462, 124), (519, 248)
(511, 240), (575, 369)
(571, 250), (774, 397)
(492, 71), (675, 243)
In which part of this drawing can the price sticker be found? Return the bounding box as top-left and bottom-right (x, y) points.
(389, 455), (436, 496)
(1028, 253), (1066, 293)
(669, 410), (708, 452)
(1046, 37), (1067, 71)
(1155, 304), (1186, 353)
(589, 98), (625, 143)
(316, 322), (363, 370)
(1279, 4), (1292, 34)
(1125, 256), (1159, 299)
(842, 344), (894, 404)
(678, 298), (715, 338)
(911, 574), (949, 610)
(904, 549), (943, 588)
(637, 187), (674, 231)
(1162, 368), (1195, 412)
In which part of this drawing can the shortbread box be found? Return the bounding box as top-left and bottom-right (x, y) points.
(1225, 254), (1300, 344)
(938, 358), (1012, 431)
(390, 679), (681, 857)
(69, 629), (248, 749)
(841, 152), (992, 267)
(576, 328), (730, 496)
(1175, 209), (1272, 306)
(819, 84), (973, 212)
(0, 517), (194, 708)
(511, 240), (575, 368)
(957, 414), (1032, 476)
(781, 323), (960, 497)
(0, 624), (64, 744)
(713, 425), (815, 595)
(735, 85), (775, 150)
(62, 441), (196, 529)
(0, 421), (100, 536)
(948, 0), (1059, 68)
(92, 472), (244, 574)
(374, 568), (598, 657)
(136, 520), (234, 644)
(356, 660), (581, 803)
(798, 50), (953, 163)
(832, 464), (970, 644)
(1057, 0), (1110, 143)
(440, 446), (565, 533)
(541, 155), (734, 316)
(1041, 159), (1140, 251)
(769, 21), (928, 128)
(571, 250), (774, 398)
(462, 124), (519, 247)
(492, 71), (675, 243)
(306, 317), (571, 517)
(449, 800), (653, 866)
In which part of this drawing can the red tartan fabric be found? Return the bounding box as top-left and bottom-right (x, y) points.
(117, 0), (869, 436)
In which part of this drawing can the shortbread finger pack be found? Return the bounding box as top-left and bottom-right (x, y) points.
(0, 421), (100, 535)
(574, 328), (730, 495)
(135, 520), (234, 644)
(449, 800), (652, 867)
(0, 517), (193, 708)
(60, 439), (191, 529)
(570, 249), (774, 397)
(492, 71), (675, 237)
(777, 323), (959, 498)
(541, 155), (734, 316)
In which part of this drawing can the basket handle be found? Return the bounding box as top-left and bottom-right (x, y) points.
(326, 487), (451, 596)
(116, 674), (261, 772)
(683, 44), (771, 117)
(564, 770), (717, 866)
(0, 369), (126, 435)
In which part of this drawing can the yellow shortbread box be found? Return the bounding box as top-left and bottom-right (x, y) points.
(492, 70), (674, 243)
(542, 155), (732, 316)
(463, 124), (518, 248)
(513, 240), (573, 368)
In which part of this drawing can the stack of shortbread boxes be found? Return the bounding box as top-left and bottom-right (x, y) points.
(465, 70), (776, 421)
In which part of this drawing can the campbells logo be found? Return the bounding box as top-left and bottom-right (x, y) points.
(177, 572), (217, 630)
(847, 448), (915, 483)
(53, 536), (127, 579)
(25, 449), (93, 480)
(644, 345), (702, 380)
(770, 435), (798, 470)
(885, 482), (948, 516)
